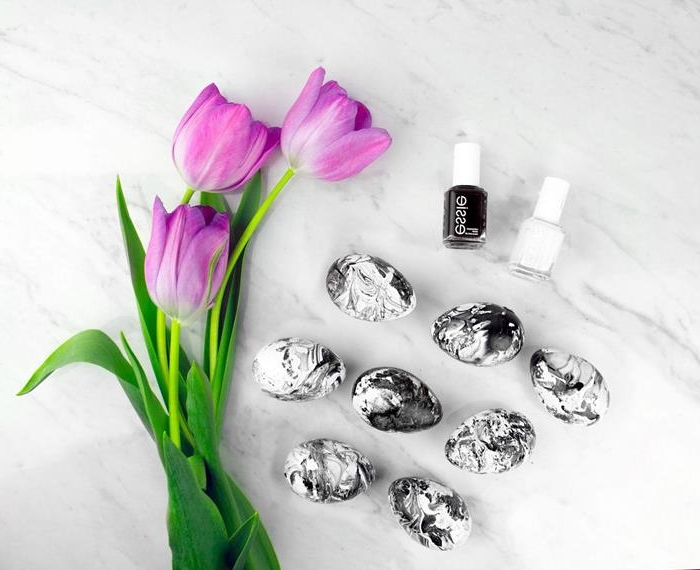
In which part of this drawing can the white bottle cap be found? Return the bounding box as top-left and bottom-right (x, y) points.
(452, 143), (481, 186)
(533, 177), (570, 224)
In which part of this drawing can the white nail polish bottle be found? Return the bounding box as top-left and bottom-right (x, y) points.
(508, 177), (570, 281)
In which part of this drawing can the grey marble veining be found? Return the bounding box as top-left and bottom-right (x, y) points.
(3, 2), (700, 570)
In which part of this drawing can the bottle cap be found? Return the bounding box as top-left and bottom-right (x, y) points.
(533, 177), (570, 224)
(452, 143), (481, 187)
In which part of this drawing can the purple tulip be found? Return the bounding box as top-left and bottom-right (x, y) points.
(281, 67), (392, 181)
(145, 197), (229, 325)
(172, 84), (280, 193)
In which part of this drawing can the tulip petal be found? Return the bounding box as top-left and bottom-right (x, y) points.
(354, 102), (372, 130)
(158, 205), (208, 315)
(286, 94), (359, 170)
(220, 126), (281, 191)
(281, 67), (325, 157)
(175, 212), (230, 323)
(317, 80), (347, 102)
(174, 103), (257, 191)
(199, 204), (219, 225)
(145, 197), (168, 303)
(173, 84), (226, 144)
(153, 205), (188, 316)
(306, 128), (392, 181)
(217, 120), (269, 189)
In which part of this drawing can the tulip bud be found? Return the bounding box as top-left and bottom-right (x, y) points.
(281, 67), (391, 181)
(145, 197), (229, 325)
(173, 84), (280, 193)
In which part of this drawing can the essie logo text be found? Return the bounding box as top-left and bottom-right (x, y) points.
(455, 194), (468, 235)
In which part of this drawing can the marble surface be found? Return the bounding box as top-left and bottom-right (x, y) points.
(2, 1), (700, 568)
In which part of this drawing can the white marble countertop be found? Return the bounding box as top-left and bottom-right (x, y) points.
(2, 1), (700, 568)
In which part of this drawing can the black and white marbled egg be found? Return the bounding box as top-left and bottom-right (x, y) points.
(445, 408), (536, 473)
(431, 303), (523, 366)
(326, 254), (416, 322)
(252, 338), (345, 401)
(388, 477), (471, 550)
(530, 349), (610, 426)
(284, 439), (375, 503)
(352, 367), (442, 433)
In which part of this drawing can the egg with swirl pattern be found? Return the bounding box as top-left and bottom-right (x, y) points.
(388, 476), (471, 550)
(326, 253), (416, 322)
(431, 303), (523, 366)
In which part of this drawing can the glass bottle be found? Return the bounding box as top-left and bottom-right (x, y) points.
(443, 143), (487, 249)
(508, 177), (570, 281)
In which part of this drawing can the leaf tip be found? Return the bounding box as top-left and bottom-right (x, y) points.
(116, 176), (125, 202)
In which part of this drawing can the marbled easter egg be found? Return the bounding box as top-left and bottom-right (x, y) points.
(445, 408), (535, 473)
(284, 439), (375, 503)
(326, 253), (416, 321)
(252, 337), (345, 401)
(431, 303), (523, 366)
(352, 367), (442, 432)
(530, 348), (610, 426)
(388, 476), (471, 550)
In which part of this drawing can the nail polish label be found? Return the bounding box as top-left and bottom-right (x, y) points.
(445, 188), (486, 239)
(510, 220), (564, 272)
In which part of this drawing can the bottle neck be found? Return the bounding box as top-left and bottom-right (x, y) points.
(448, 184), (486, 193)
(532, 177), (569, 225)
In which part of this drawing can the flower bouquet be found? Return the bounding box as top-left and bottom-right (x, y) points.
(18, 67), (390, 569)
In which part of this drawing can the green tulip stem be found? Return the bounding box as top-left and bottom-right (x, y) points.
(156, 309), (169, 381)
(208, 167), (296, 398)
(157, 310), (194, 447)
(168, 318), (182, 448)
(181, 188), (195, 205)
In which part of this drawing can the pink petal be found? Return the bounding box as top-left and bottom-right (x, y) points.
(199, 204), (219, 224)
(354, 102), (372, 130)
(175, 205), (208, 260)
(173, 103), (255, 190)
(175, 213), (230, 323)
(306, 128), (392, 181)
(317, 80), (347, 101)
(218, 120), (269, 188)
(286, 94), (358, 169)
(145, 197), (168, 303)
(154, 204), (187, 316)
(218, 126), (281, 192)
(281, 67), (325, 157)
(173, 84), (226, 145)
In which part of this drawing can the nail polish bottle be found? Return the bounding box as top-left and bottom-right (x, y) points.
(508, 177), (570, 281)
(442, 143), (487, 249)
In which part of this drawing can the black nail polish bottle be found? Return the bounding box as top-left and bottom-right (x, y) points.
(442, 143), (487, 249)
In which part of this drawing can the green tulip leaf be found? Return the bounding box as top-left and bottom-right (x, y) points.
(232, 171), (263, 242)
(184, 361), (278, 569)
(120, 333), (168, 456)
(185, 362), (219, 466)
(116, 178), (168, 398)
(185, 363), (244, 532)
(187, 454), (207, 490)
(213, 171), (262, 431)
(226, 474), (280, 570)
(163, 436), (229, 570)
(200, 190), (230, 379)
(17, 329), (151, 432)
(228, 513), (260, 570)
